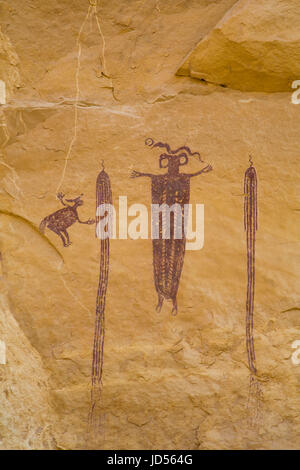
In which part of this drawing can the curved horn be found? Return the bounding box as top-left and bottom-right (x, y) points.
(145, 138), (203, 161)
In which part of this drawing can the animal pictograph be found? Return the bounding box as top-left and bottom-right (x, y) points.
(131, 138), (212, 315)
(39, 193), (94, 247)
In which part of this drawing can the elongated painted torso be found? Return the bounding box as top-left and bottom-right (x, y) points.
(151, 174), (190, 313)
(131, 138), (213, 314)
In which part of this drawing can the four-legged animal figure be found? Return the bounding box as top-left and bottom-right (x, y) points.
(39, 193), (94, 247)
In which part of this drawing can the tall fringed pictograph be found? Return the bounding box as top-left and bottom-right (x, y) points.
(88, 162), (112, 435)
(244, 156), (258, 376)
(244, 156), (263, 425)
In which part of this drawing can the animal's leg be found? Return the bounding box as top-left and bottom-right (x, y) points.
(156, 293), (164, 312)
(62, 229), (71, 246)
(171, 298), (178, 316)
(48, 225), (68, 247)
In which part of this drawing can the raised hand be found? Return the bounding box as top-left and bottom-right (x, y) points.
(202, 164), (213, 173)
(57, 192), (65, 200)
(130, 170), (142, 178)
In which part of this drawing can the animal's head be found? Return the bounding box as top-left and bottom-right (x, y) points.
(145, 138), (202, 175)
(66, 194), (84, 206)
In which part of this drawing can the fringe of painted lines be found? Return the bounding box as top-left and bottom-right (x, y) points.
(88, 165), (112, 434)
(244, 157), (263, 424)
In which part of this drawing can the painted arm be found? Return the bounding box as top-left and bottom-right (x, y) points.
(78, 216), (95, 224)
(185, 164), (213, 177)
(130, 170), (154, 178)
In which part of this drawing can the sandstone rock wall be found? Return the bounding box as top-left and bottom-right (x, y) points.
(177, 0), (300, 92)
(0, 285), (57, 449)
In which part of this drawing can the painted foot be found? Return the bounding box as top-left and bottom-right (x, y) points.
(156, 296), (163, 313)
(171, 301), (178, 316)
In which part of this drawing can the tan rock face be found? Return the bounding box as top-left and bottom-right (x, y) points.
(0, 27), (20, 101)
(0, 0), (300, 450)
(178, 0), (300, 92)
(0, 287), (57, 449)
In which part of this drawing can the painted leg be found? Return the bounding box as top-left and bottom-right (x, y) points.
(156, 293), (164, 312)
(62, 229), (71, 246)
(171, 298), (178, 316)
(48, 225), (68, 247)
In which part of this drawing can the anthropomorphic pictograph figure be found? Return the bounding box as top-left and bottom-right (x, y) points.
(39, 192), (94, 247)
(131, 138), (213, 315)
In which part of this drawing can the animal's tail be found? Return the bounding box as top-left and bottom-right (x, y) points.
(39, 217), (48, 234)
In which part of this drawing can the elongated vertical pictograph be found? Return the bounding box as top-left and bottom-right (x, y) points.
(244, 156), (263, 424)
(88, 163), (112, 434)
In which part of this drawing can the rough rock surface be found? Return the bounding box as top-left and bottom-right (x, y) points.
(178, 0), (300, 92)
(0, 0), (300, 450)
(0, 287), (57, 449)
(0, 27), (20, 100)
